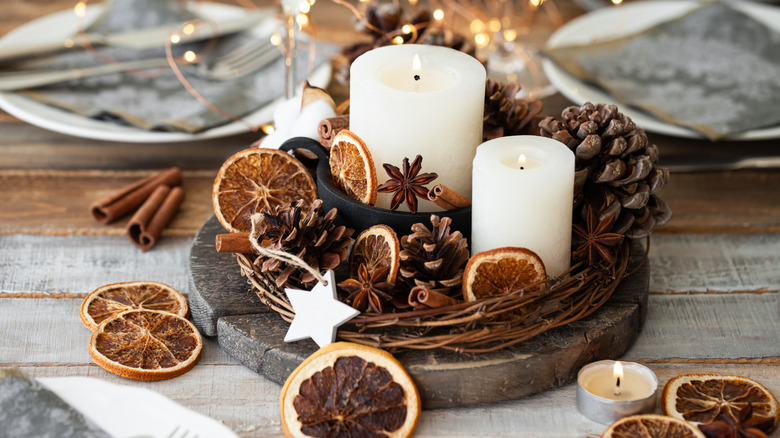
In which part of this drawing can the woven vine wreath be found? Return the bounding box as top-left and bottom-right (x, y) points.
(232, 101), (666, 353)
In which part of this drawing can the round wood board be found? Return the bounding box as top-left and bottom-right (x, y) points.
(189, 215), (649, 409)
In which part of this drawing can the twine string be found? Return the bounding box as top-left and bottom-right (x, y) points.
(249, 213), (328, 286)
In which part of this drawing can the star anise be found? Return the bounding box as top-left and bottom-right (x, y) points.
(572, 205), (624, 266)
(699, 403), (774, 438)
(337, 264), (394, 314)
(376, 155), (438, 214)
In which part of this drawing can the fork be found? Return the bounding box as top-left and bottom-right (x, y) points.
(0, 38), (278, 91)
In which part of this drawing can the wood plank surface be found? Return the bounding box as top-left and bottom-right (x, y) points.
(0, 298), (235, 366)
(17, 363), (780, 437)
(4, 291), (778, 366)
(0, 235), (194, 295)
(0, 170), (215, 235)
(3, 233), (777, 296)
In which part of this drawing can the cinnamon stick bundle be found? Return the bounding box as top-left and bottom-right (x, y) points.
(408, 286), (458, 309)
(90, 167), (182, 224)
(127, 185), (185, 251)
(318, 115), (349, 148)
(216, 232), (254, 254)
(427, 184), (471, 211)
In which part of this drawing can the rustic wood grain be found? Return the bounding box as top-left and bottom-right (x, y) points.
(649, 233), (780, 293)
(15, 363), (780, 438)
(0, 234), (194, 294)
(0, 298), (235, 366)
(0, 170), (215, 235)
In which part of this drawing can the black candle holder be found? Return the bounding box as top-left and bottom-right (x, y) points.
(279, 137), (471, 239)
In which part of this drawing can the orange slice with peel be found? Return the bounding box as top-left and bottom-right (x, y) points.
(79, 281), (188, 331)
(88, 309), (202, 381)
(350, 224), (401, 283)
(462, 247), (546, 302)
(213, 148), (317, 233)
(281, 342), (420, 438)
(602, 414), (706, 438)
(329, 130), (377, 205)
(662, 374), (779, 430)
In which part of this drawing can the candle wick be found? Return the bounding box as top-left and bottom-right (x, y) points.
(414, 74), (421, 81)
(614, 376), (621, 396)
(520, 166), (524, 170)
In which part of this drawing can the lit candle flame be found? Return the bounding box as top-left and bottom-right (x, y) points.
(74, 1), (87, 18)
(412, 54), (421, 81)
(518, 154), (527, 169)
(613, 361), (623, 396)
(612, 0), (623, 4)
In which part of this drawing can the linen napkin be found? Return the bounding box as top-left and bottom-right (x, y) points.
(0, 368), (110, 438)
(544, 2), (780, 140)
(13, 0), (330, 133)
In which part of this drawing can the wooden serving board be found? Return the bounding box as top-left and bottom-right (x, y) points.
(189, 215), (649, 409)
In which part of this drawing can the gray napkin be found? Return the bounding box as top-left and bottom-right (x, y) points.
(0, 368), (110, 438)
(15, 0), (330, 133)
(545, 2), (780, 140)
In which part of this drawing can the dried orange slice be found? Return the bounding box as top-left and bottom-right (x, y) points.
(662, 374), (779, 429)
(281, 342), (420, 438)
(462, 247), (546, 302)
(88, 309), (202, 381)
(79, 281), (188, 331)
(602, 414), (706, 438)
(329, 130), (377, 205)
(213, 148), (317, 233)
(350, 225), (400, 283)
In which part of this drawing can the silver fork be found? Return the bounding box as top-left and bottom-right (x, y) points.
(0, 38), (278, 90)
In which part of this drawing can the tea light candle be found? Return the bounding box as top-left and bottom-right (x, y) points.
(350, 44), (485, 211)
(577, 360), (659, 424)
(471, 135), (574, 277)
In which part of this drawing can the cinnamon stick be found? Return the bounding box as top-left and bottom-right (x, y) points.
(427, 184), (471, 210)
(127, 185), (185, 251)
(90, 167), (182, 224)
(216, 232), (254, 254)
(408, 286), (458, 309)
(318, 115), (349, 148)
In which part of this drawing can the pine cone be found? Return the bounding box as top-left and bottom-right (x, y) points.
(483, 79), (544, 141)
(539, 102), (672, 239)
(252, 199), (354, 289)
(398, 215), (470, 296)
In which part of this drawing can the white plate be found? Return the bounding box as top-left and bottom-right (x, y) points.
(38, 376), (239, 438)
(0, 2), (331, 143)
(543, 1), (780, 141)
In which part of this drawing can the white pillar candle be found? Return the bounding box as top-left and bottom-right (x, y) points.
(471, 135), (574, 277)
(350, 44), (485, 211)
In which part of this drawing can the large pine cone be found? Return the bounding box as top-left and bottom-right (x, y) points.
(252, 199), (354, 289)
(484, 79), (544, 141)
(398, 215), (470, 295)
(539, 102), (672, 239)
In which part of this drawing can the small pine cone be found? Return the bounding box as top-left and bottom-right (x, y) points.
(540, 102), (672, 239)
(483, 79), (544, 141)
(398, 215), (470, 296)
(252, 199), (354, 289)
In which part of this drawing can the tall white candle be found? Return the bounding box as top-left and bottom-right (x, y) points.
(350, 44), (485, 211)
(471, 135), (574, 277)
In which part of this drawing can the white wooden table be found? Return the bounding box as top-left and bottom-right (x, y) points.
(2, 0), (780, 436)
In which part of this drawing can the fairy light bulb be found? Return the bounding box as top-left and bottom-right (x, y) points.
(170, 34), (181, 44)
(262, 124), (275, 134)
(488, 18), (501, 32)
(183, 51), (197, 63)
(612, 0), (623, 4)
(270, 33), (282, 46)
(393, 36), (404, 44)
(296, 13), (308, 27)
(182, 23), (195, 35)
(402, 24), (413, 34)
(474, 33), (489, 48)
(433, 9), (444, 21)
(299, 1), (310, 13)
(74, 1), (87, 18)
(470, 19), (484, 33)
(503, 29), (517, 42)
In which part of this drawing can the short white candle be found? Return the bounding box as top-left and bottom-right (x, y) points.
(576, 360), (659, 424)
(350, 44), (485, 211)
(471, 136), (574, 277)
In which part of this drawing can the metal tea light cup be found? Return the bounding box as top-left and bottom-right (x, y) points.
(576, 360), (658, 424)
